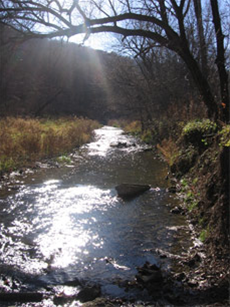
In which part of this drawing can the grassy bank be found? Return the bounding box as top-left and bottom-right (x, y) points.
(0, 117), (100, 173)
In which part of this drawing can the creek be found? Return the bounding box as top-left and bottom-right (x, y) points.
(0, 126), (192, 304)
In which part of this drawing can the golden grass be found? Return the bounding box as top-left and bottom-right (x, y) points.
(157, 138), (180, 166)
(123, 120), (142, 134)
(0, 117), (100, 172)
(107, 119), (142, 135)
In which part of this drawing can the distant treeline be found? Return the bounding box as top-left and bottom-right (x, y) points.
(0, 25), (136, 121)
(0, 24), (218, 123)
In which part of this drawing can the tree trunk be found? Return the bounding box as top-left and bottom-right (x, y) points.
(177, 42), (218, 120)
(210, 0), (229, 123)
(193, 0), (208, 77)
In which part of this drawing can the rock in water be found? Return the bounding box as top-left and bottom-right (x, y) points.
(76, 286), (101, 303)
(115, 184), (151, 200)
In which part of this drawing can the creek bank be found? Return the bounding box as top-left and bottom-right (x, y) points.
(157, 124), (230, 305)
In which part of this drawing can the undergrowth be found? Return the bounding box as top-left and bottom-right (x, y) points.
(0, 117), (100, 172)
(156, 138), (180, 167)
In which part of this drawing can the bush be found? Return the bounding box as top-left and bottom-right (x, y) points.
(157, 138), (180, 166)
(141, 129), (156, 144)
(124, 121), (142, 135)
(219, 125), (230, 147)
(182, 119), (217, 149)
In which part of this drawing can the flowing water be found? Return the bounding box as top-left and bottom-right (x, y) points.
(0, 126), (191, 303)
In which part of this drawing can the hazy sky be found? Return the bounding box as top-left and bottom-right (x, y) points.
(69, 0), (229, 52)
(70, 32), (118, 52)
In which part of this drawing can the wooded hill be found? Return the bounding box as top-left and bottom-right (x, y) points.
(1, 24), (208, 123)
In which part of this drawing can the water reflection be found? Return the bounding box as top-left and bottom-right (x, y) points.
(32, 184), (118, 269)
(0, 126), (192, 299)
(86, 126), (122, 156)
(86, 126), (144, 157)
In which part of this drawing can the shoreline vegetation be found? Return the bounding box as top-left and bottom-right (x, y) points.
(0, 117), (229, 305)
(0, 117), (100, 174)
(116, 118), (229, 248)
(112, 118), (229, 304)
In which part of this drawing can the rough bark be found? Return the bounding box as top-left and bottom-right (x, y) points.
(193, 0), (208, 77)
(210, 0), (229, 122)
(177, 42), (218, 119)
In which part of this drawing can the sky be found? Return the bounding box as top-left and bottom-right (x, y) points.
(69, 0), (229, 53)
(69, 32), (119, 52)
(50, 0), (229, 54)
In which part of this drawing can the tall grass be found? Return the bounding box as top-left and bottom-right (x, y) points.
(156, 138), (180, 167)
(0, 117), (100, 172)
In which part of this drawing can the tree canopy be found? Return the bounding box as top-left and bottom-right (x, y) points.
(0, 0), (229, 121)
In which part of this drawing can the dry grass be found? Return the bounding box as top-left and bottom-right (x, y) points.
(165, 99), (207, 121)
(123, 120), (142, 134)
(157, 138), (180, 166)
(0, 117), (100, 172)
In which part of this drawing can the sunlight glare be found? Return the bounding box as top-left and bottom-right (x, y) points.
(87, 126), (123, 156)
(34, 184), (115, 268)
(70, 32), (117, 52)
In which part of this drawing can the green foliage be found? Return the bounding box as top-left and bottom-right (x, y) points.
(180, 178), (188, 188)
(0, 156), (16, 172)
(183, 119), (217, 136)
(184, 190), (198, 211)
(199, 227), (210, 242)
(182, 119), (217, 148)
(141, 130), (155, 144)
(219, 125), (230, 147)
(56, 155), (72, 164)
(179, 178), (199, 212)
(192, 177), (198, 185)
(188, 200), (198, 212)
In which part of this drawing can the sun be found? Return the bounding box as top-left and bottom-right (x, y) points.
(70, 32), (117, 51)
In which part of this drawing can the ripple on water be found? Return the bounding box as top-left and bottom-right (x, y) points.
(0, 126), (192, 300)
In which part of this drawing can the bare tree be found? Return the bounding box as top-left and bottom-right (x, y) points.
(0, 0), (229, 121)
(193, 0), (208, 76)
(210, 0), (229, 122)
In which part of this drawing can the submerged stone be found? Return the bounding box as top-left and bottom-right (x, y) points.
(76, 286), (101, 303)
(115, 184), (151, 200)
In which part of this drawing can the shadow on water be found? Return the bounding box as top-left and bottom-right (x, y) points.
(0, 126), (194, 304)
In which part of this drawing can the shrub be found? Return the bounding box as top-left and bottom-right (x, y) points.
(219, 125), (230, 147)
(182, 119), (217, 148)
(156, 138), (180, 166)
(199, 227), (210, 242)
(124, 121), (142, 135)
(141, 130), (155, 144)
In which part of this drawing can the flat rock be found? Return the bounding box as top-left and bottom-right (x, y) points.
(115, 184), (151, 200)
